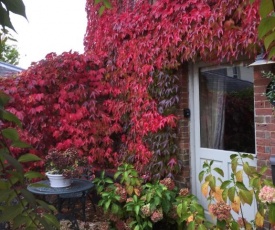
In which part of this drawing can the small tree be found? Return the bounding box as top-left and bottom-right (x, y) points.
(0, 28), (20, 65)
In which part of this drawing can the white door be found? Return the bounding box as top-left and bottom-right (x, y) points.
(190, 63), (257, 221)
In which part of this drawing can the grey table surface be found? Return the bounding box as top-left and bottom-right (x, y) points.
(27, 179), (94, 195)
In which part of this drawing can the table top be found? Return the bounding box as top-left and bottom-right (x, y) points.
(27, 179), (94, 195)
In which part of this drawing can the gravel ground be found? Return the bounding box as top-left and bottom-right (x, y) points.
(58, 195), (110, 230)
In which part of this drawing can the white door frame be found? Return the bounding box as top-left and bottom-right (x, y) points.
(188, 61), (257, 221)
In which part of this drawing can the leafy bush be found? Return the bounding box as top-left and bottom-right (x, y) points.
(94, 163), (211, 230)
(200, 152), (275, 229)
(0, 91), (58, 229)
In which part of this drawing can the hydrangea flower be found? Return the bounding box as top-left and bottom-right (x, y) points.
(160, 178), (175, 190)
(208, 202), (231, 220)
(259, 186), (275, 204)
(141, 203), (151, 217)
(150, 208), (163, 223)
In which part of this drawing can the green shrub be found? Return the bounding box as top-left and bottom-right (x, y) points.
(0, 91), (59, 229)
(94, 163), (212, 230)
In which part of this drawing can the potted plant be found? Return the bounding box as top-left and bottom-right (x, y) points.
(45, 148), (86, 187)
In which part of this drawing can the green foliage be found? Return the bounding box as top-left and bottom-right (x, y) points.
(94, 163), (211, 230)
(0, 41), (20, 65)
(0, 0), (27, 31)
(200, 152), (274, 229)
(262, 71), (275, 105)
(94, 0), (112, 16)
(254, 0), (275, 58)
(0, 91), (59, 229)
(0, 28), (20, 66)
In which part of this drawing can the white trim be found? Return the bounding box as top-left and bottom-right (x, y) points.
(189, 62), (196, 195)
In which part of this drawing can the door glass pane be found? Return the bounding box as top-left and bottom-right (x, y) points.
(199, 65), (255, 153)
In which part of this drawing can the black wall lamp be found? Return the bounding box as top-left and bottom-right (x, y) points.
(183, 108), (190, 118)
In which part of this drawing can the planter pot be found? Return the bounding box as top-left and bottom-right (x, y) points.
(45, 172), (71, 188)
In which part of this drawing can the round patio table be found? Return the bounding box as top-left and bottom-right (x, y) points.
(27, 178), (94, 195)
(27, 179), (95, 229)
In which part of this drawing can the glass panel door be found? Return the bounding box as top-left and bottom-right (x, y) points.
(199, 65), (255, 153)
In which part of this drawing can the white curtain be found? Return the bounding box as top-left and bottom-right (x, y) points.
(200, 72), (226, 149)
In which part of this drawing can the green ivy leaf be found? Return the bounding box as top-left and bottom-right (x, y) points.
(241, 154), (254, 160)
(268, 46), (275, 59)
(258, 16), (275, 38)
(239, 190), (253, 205)
(0, 180), (9, 189)
(0, 5), (15, 30)
(228, 187), (236, 202)
(230, 154), (238, 160)
(111, 203), (119, 214)
(221, 180), (231, 189)
(197, 224), (207, 230)
(259, 0), (274, 18)
(243, 162), (254, 176)
(231, 158), (238, 173)
(99, 5), (105, 16)
(43, 213), (60, 229)
(134, 205), (140, 216)
(0, 203), (24, 222)
(103, 0), (112, 9)
(2, 128), (19, 141)
(12, 140), (31, 148)
(230, 221), (239, 230)
(105, 178), (114, 184)
(216, 219), (226, 229)
(187, 221), (195, 230)
(0, 91), (10, 106)
(199, 171), (205, 182)
(213, 168), (224, 177)
(18, 153), (41, 163)
(1, 151), (23, 173)
(222, 188), (228, 201)
(24, 171), (44, 180)
(0, 109), (22, 128)
(209, 176), (216, 191)
(20, 189), (36, 208)
(236, 182), (248, 191)
(13, 214), (29, 229)
(1, 0), (27, 18)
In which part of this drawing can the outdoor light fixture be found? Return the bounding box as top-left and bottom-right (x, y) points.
(249, 49), (275, 66)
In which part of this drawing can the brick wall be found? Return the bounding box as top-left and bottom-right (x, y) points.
(254, 64), (275, 181)
(176, 63), (191, 189)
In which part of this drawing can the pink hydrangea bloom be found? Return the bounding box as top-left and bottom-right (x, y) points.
(208, 202), (231, 221)
(150, 208), (163, 223)
(259, 186), (275, 204)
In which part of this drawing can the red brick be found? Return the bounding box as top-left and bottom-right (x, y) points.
(256, 131), (265, 138)
(257, 152), (272, 161)
(254, 93), (268, 102)
(254, 77), (271, 85)
(254, 85), (267, 94)
(255, 108), (273, 116)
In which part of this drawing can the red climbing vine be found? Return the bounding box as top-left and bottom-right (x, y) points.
(0, 0), (260, 178)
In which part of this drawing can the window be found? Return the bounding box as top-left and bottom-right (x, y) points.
(199, 65), (255, 153)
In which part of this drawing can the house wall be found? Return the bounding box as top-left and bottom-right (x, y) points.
(176, 63), (275, 190)
(176, 63), (191, 189)
(254, 64), (275, 181)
